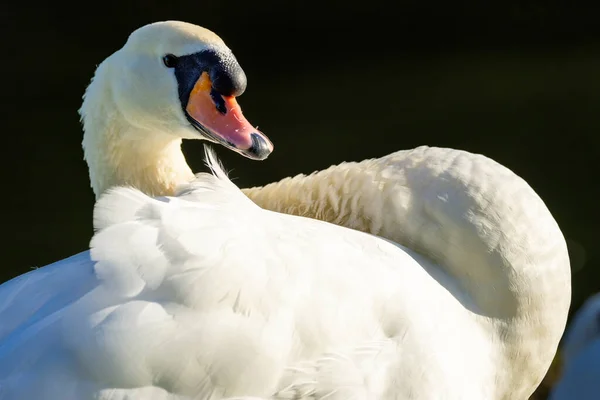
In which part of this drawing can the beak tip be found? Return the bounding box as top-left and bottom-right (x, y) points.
(246, 132), (273, 160)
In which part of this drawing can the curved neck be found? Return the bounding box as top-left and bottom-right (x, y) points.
(243, 146), (571, 398)
(80, 60), (194, 199)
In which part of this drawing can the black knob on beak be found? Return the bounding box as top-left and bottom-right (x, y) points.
(209, 52), (247, 97)
(175, 49), (248, 108)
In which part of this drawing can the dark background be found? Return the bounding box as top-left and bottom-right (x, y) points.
(1, 2), (598, 395)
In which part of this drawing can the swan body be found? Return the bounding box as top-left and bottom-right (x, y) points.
(549, 294), (600, 400)
(0, 21), (571, 399)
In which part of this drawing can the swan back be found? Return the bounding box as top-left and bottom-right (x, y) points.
(1, 147), (472, 398)
(0, 146), (571, 399)
(244, 146), (571, 398)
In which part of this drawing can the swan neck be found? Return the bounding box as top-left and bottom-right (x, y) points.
(80, 60), (194, 199)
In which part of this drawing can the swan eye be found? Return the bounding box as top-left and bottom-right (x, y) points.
(162, 54), (178, 68)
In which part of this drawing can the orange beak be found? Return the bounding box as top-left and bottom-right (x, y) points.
(185, 72), (273, 160)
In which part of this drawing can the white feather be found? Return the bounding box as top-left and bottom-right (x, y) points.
(0, 146), (571, 399)
(0, 20), (571, 400)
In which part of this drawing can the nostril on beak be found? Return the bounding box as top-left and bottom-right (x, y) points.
(248, 133), (272, 160)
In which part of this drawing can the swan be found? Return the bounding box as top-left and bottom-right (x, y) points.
(0, 20), (571, 400)
(548, 294), (600, 399)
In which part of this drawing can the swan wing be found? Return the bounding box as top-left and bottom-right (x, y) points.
(0, 251), (98, 343)
(0, 165), (416, 399)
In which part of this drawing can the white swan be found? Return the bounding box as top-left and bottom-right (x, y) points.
(549, 294), (600, 399)
(0, 21), (571, 400)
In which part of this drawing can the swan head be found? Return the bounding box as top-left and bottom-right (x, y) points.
(83, 20), (273, 161)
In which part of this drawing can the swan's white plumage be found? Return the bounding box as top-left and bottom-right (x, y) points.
(0, 147), (569, 400)
(0, 20), (571, 400)
(0, 149), (425, 399)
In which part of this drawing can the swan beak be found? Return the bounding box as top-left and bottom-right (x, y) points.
(185, 72), (273, 160)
